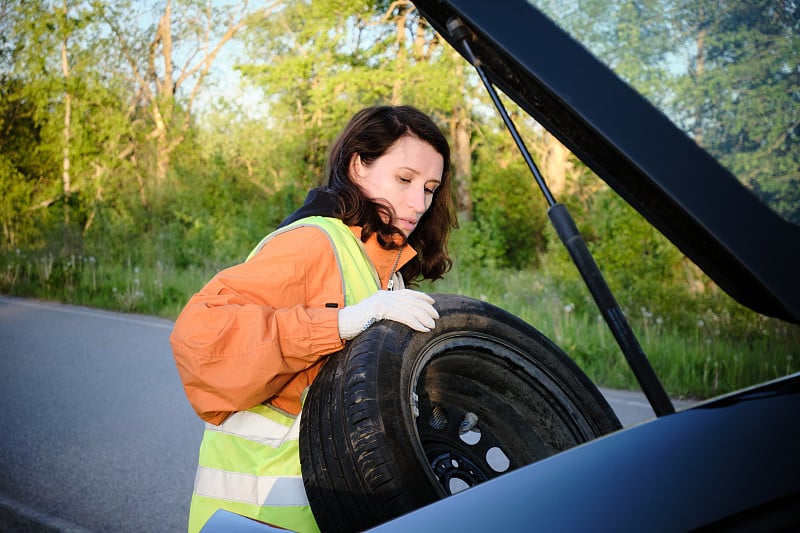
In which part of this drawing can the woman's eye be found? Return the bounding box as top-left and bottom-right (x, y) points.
(425, 187), (435, 195)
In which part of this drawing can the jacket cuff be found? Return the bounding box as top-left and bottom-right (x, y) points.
(307, 306), (347, 347)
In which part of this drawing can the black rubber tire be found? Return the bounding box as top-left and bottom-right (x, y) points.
(300, 294), (621, 532)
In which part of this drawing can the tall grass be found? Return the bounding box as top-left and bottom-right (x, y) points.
(0, 249), (211, 319)
(2, 248), (798, 400)
(420, 260), (800, 401)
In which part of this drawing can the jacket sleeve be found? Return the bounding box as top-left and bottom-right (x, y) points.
(169, 226), (347, 424)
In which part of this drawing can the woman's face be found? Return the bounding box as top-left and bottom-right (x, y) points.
(351, 135), (444, 236)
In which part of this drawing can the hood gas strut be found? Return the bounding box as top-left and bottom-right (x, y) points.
(447, 17), (675, 417)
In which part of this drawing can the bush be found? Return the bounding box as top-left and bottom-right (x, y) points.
(468, 157), (549, 270)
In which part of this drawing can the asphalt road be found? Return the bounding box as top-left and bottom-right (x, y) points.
(0, 296), (203, 532)
(0, 295), (682, 532)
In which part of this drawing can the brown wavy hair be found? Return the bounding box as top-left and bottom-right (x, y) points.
(326, 105), (457, 283)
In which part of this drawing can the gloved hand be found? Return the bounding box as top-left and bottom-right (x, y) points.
(338, 289), (439, 340)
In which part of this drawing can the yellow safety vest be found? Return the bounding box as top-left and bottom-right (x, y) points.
(189, 217), (381, 533)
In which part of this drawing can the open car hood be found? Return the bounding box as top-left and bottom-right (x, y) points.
(413, 0), (800, 324)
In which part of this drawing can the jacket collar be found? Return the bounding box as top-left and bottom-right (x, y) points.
(349, 226), (417, 290)
(278, 187), (337, 228)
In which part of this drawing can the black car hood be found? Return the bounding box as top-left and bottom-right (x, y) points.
(412, 0), (800, 324)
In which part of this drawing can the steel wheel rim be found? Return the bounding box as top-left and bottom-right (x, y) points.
(409, 333), (593, 496)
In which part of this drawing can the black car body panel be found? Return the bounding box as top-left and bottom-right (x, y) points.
(413, 0), (800, 324)
(369, 373), (800, 532)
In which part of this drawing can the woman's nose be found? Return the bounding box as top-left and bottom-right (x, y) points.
(408, 186), (427, 214)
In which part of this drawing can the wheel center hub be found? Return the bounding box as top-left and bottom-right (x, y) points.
(429, 451), (488, 494)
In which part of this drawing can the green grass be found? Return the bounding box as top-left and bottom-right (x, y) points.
(421, 260), (800, 400)
(2, 249), (798, 400)
(0, 251), (211, 319)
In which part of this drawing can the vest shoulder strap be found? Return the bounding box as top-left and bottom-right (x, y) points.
(246, 216), (378, 306)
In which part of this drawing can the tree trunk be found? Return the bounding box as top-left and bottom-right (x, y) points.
(151, 1), (174, 182)
(450, 97), (473, 220)
(693, 24), (706, 147)
(141, 0), (263, 182)
(391, 2), (410, 104)
(60, 0), (72, 225)
(542, 132), (569, 199)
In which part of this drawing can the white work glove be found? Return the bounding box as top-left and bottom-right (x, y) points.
(338, 289), (439, 340)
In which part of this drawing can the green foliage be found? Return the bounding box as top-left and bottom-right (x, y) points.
(467, 155), (548, 270)
(541, 0), (799, 224)
(575, 188), (686, 312)
(238, 0), (469, 187)
(0, 74), (56, 250)
(163, 149), (308, 269)
(239, 0), (385, 174)
(0, 155), (34, 249)
(661, 1), (799, 223)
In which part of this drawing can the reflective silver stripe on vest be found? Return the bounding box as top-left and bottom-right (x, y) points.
(194, 466), (309, 506)
(205, 410), (299, 448)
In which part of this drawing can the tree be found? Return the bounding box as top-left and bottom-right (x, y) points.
(238, 0), (474, 213)
(667, 0), (800, 223)
(0, 84), (40, 250)
(96, 0), (279, 184)
(0, 0), (92, 250)
(0, 0), (281, 254)
(542, 0), (799, 224)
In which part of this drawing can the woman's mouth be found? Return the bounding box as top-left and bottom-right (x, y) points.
(398, 218), (417, 233)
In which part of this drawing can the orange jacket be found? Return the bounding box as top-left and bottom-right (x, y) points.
(170, 223), (417, 425)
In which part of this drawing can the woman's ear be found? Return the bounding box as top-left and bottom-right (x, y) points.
(349, 153), (363, 182)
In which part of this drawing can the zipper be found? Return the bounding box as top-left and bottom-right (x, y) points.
(386, 248), (403, 291)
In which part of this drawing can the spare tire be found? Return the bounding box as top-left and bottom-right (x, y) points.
(300, 294), (621, 532)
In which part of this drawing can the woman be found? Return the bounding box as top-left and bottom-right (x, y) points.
(170, 105), (456, 532)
